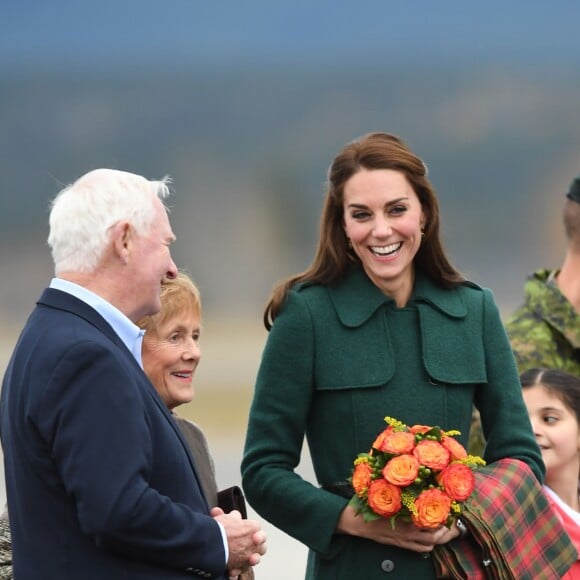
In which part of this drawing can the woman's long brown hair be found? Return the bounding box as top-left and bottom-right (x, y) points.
(264, 132), (465, 330)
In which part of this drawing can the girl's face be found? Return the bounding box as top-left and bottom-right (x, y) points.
(343, 168), (425, 306)
(522, 384), (580, 480)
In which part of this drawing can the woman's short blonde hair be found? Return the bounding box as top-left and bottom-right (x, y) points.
(137, 272), (201, 334)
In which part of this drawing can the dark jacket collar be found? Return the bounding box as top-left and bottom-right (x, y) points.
(37, 287), (123, 347)
(328, 265), (468, 327)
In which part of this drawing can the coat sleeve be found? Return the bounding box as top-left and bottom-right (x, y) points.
(474, 289), (545, 482)
(34, 340), (226, 575)
(241, 290), (349, 556)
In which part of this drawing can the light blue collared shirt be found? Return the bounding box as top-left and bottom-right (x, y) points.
(49, 277), (230, 565)
(49, 278), (145, 366)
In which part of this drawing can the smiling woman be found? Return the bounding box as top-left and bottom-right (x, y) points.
(343, 168), (426, 307)
(138, 273), (202, 410)
(241, 132), (545, 579)
(137, 272), (256, 580)
(136, 272), (220, 506)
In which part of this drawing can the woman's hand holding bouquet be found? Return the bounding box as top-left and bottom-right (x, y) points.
(349, 417), (485, 530)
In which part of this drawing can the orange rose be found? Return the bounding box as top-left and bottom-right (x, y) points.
(437, 463), (475, 501)
(412, 488), (452, 528)
(441, 436), (468, 461)
(410, 424), (432, 435)
(352, 461), (373, 497)
(367, 479), (402, 518)
(372, 427), (392, 451)
(413, 440), (450, 471)
(382, 454), (420, 487)
(380, 430), (416, 455)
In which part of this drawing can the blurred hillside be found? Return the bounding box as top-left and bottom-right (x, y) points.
(2, 64), (579, 324)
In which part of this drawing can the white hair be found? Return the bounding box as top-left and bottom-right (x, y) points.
(48, 168), (172, 274)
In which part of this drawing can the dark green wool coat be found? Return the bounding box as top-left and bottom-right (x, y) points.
(242, 266), (544, 580)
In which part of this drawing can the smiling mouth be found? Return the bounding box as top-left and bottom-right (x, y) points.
(172, 372), (192, 379)
(370, 242), (402, 256)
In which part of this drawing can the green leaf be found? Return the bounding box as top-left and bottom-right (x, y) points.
(362, 510), (382, 522)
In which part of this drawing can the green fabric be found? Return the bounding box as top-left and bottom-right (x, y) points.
(242, 265), (544, 580)
(505, 269), (580, 375)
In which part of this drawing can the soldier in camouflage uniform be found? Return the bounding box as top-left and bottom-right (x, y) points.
(505, 269), (580, 375)
(505, 173), (580, 376)
(469, 175), (580, 456)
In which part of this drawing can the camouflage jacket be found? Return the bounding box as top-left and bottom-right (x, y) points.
(505, 269), (580, 375)
(0, 514), (11, 580)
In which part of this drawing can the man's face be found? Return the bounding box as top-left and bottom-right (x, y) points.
(129, 197), (177, 321)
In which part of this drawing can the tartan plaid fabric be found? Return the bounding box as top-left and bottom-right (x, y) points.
(433, 458), (578, 579)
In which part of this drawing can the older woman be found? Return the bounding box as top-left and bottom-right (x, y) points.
(138, 272), (255, 580)
(137, 272), (219, 506)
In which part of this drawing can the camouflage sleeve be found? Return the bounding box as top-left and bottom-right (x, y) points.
(0, 514), (12, 580)
(505, 309), (567, 374)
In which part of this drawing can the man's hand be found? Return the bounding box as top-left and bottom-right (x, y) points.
(211, 507), (267, 577)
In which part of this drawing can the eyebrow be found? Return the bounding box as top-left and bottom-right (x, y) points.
(346, 196), (409, 209)
(167, 324), (200, 334)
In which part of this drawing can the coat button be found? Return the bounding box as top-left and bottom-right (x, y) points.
(381, 559), (395, 572)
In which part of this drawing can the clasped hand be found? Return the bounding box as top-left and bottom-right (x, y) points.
(211, 507), (267, 577)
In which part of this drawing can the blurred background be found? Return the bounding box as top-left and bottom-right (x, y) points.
(1, 1), (580, 577)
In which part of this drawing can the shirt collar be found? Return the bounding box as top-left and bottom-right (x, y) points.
(49, 278), (145, 366)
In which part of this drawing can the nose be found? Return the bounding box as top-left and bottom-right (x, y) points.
(182, 337), (201, 362)
(166, 256), (178, 280)
(372, 216), (392, 237)
(529, 417), (542, 438)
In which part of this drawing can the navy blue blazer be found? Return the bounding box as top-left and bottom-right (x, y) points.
(0, 288), (228, 579)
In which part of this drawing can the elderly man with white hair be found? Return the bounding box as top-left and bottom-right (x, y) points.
(0, 169), (266, 580)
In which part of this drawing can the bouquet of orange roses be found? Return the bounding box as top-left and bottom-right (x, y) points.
(349, 416), (485, 529)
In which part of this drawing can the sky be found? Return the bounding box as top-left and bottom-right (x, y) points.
(2, 1), (580, 71)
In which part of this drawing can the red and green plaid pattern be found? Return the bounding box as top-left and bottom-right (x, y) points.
(433, 458), (577, 579)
